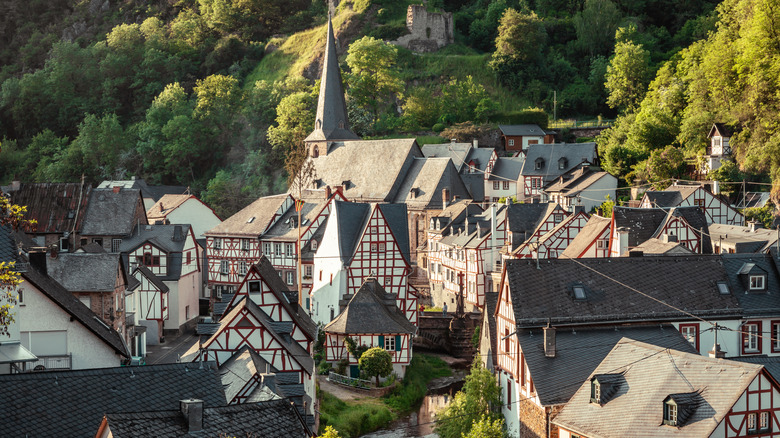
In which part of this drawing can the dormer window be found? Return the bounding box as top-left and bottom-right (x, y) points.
(750, 275), (766, 290)
(664, 400), (678, 426)
(589, 374), (622, 404)
(339, 120), (345, 129)
(558, 157), (568, 170)
(535, 158), (544, 170)
(663, 392), (700, 427)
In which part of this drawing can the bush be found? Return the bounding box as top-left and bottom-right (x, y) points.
(432, 123), (446, 132)
(489, 108), (549, 128)
(383, 354), (451, 412)
(319, 390), (395, 438)
(359, 347), (393, 386)
(318, 360), (333, 375)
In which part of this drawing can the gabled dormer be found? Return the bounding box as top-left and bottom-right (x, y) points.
(707, 123), (733, 157)
(535, 157), (545, 170)
(558, 157), (568, 170)
(738, 262), (768, 293)
(590, 373), (623, 405)
(663, 392), (701, 427)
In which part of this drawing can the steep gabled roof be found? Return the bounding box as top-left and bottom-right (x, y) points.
(262, 191), (331, 241)
(46, 252), (123, 292)
(642, 190), (683, 208)
(146, 194), (213, 222)
(503, 256), (741, 328)
(98, 179), (187, 201)
(708, 122), (734, 138)
(421, 142), (473, 171)
(120, 224), (192, 254)
(612, 206), (668, 248)
(101, 399), (310, 438)
(304, 15), (358, 143)
(664, 206), (712, 253)
(560, 214), (611, 258)
(553, 339), (765, 438)
(520, 325), (696, 407)
(334, 201), (372, 264)
(392, 157), (471, 210)
(132, 264), (169, 293)
(543, 166), (614, 196)
(499, 124), (546, 136)
(505, 202), (561, 248)
(8, 182), (91, 234)
(206, 194), (290, 237)
(378, 203), (411, 263)
(21, 261), (129, 357)
(521, 143), (598, 181)
(0, 362), (225, 437)
(81, 188), (144, 236)
(324, 278), (416, 335)
(488, 156), (524, 181)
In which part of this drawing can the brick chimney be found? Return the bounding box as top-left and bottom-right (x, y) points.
(325, 185), (332, 199)
(442, 188), (451, 209)
(180, 399), (203, 432)
(543, 322), (556, 358)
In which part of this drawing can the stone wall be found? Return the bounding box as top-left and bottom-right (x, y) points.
(517, 399), (547, 438)
(393, 5), (453, 53)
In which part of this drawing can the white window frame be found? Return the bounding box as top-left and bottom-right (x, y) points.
(666, 402), (677, 425)
(238, 261), (247, 276)
(219, 260), (229, 275)
(747, 413), (757, 432)
(750, 275), (766, 290)
(304, 265), (313, 278)
(384, 335), (396, 352)
(263, 242), (271, 255)
(241, 238), (250, 252)
(111, 239), (122, 252)
(680, 325), (697, 348)
(286, 243), (294, 258)
(597, 239), (609, 250)
(274, 243), (282, 255)
(745, 323), (760, 352)
(508, 139), (515, 146)
(214, 238), (222, 251)
(286, 271), (294, 285)
(493, 181), (500, 190)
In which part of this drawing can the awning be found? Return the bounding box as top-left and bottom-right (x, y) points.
(0, 342), (37, 363)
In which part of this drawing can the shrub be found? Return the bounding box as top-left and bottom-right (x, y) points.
(489, 108), (548, 128)
(359, 347), (393, 386)
(432, 123), (446, 132)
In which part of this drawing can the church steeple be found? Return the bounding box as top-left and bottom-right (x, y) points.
(304, 13), (359, 150)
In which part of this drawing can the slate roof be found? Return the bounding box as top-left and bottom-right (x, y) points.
(499, 124), (546, 136)
(520, 143), (598, 182)
(552, 338), (765, 438)
(102, 399), (310, 438)
(421, 142), (472, 171)
(732, 356), (780, 382)
(708, 122), (734, 138)
(631, 238), (691, 256)
(325, 278), (416, 335)
(560, 214), (611, 258)
(98, 179), (187, 201)
(642, 190), (683, 207)
(721, 253), (780, 318)
(392, 157), (471, 209)
(502, 256), (742, 328)
(261, 191), (329, 241)
(306, 138), (423, 203)
(379, 203), (411, 262)
(206, 194), (289, 237)
(483, 292), (498, 368)
(0, 361), (222, 437)
(666, 206), (712, 253)
(741, 191), (771, 209)
(332, 201), (411, 264)
(520, 325), (696, 406)
(221, 346), (278, 403)
(132, 264), (169, 293)
(709, 223), (779, 253)
(7, 182), (91, 234)
(612, 206), (669, 248)
(304, 16), (359, 143)
(488, 156), (524, 181)
(505, 202), (561, 248)
(20, 258), (128, 357)
(543, 166), (614, 197)
(0, 225), (16, 263)
(81, 188), (144, 236)
(120, 224), (191, 254)
(46, 252), (122, 292)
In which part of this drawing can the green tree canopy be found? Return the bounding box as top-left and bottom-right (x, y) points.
(573, 0), (622, 57)
(345, 36), (403, 123)
(358, 347), (393, 386)
(605, 31), (652, 113)
(435, 357), (502, 438)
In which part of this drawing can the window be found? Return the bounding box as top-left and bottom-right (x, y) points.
(553, 214), (563, 222)
(185, 305), (190, 320)
(17, 289), (24, 306)
(311, 240), (318, 250)
(379, 243), (386, 252)
(111, 239), (122, 252)
(750, 275), (766, 290)
(507, 380), (512, 410)
(263, 242), (271, 255)
(573, 286), (586, 300)
(508, 139), (515, 147)
(713, 137), (722, 147)
(238, 261), (247, 276)
(591, 381), (601, 403)
(504, 328), (510, 353)
(520, 353), (525, 386)
(535, 158), (544, 170)
(679, 324), (699, 351)
(286, 243), (294, 258)
(248, 281), (261, 293)
(743, 322), (761, 353)
(186, 251), (192, 265)
(760, 411), (771, 432)
(241, 238), (250, 252)
(665, 402), (678, 426)
(274, 243), (281, 255)
(220, 260), (229, 275)
(286, 271), (294, 285)
(92, 238), (103, 247)
(304, 265), (313, 278)
(493, 181), (500, 190)
(384, 277), (391, 286)
(531, 178), (541, 189)
(528, 139), (538, 145)
(597, 239), (609, 250)
(60, 237), (70, 252)
(214, 238), (222, 250)
(694, 198), (704, 207)
(747, 413), (757, 432)
(80, 295), (91, 308)
(502, 181), (510, 190)
(384, 335), (395, 352)
(773, 321), (780, 353)
(371, 243), (378, 252)
(717, 281), (730, 294)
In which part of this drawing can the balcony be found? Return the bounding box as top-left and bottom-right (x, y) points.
(24, 354), (72, 372)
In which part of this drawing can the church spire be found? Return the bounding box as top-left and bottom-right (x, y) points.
(305, 13), (359, 146)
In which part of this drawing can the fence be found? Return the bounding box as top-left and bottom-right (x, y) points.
(548, 119), (615, 129)
(25, 354), (72, 372)
(328, 371), (371, 390)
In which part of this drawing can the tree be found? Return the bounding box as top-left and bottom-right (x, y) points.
(464, 416), (505, 438)
(436, 357), (502, 438)
(267, 91), (315, 153)
(605, 30), (651, 113)
(0, 192), (34, 337)
(358, 347), (393, 386)
(573, 0), (622, 57)
(345, 37), (403, 123)
(489, 8), (547, 89)
(598, 195), (616, 217)
(633, 145), (687, 189)
(318, 425), (341, 438)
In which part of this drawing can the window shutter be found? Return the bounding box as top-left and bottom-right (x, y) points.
(378, 335), (385, 348)
(395, 335), (402, 351)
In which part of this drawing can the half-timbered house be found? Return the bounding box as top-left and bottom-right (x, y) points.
(640, 183), (744, 225)
(520, 143), (598, 202)
(98, 178), (187, 210)
(310, 201), (418, 326)
(498, 124), (552, 153)
(184, 256), (317, 425)
(146, 193), (222, 239)
(484, 156), (524, 203)
(542, 165), (617, 213)
(126, 264), (168, 351)
(560, 214), (611, 258)
(120, 224), (202, 335)
(709, 222), (779, 254)
(609, 206), (711, 257)
(512, 209), (590, 259)
(324, 278), (417, 378)
(554, 339), (780, 438)
(205, 194), (291, 297)
(704, 122), (734, 175)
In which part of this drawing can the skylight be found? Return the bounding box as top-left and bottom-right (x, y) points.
(247, 217), (255, 223)
(717, 282), (730, 295)
(573, 285), (586, 300)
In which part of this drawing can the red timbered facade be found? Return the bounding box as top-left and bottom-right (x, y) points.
(719, 370), (780, 437)
(512, 210), (589, 259)
(128, 265), (169, 341)
(559, 215), (611, 259)
(641, 184), (744, 226)
(311, 202), (418, 326)
(206, 194), (292, 296)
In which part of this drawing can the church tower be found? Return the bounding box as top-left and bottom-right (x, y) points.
(304, 14), (359, 157)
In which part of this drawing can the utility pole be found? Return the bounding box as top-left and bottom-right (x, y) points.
(553, 90), (557, 122)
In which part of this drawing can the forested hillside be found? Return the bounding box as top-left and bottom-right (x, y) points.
(1, 0), (765, 218)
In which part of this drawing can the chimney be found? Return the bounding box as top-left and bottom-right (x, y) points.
(709, 343), (726, 359)
(662, 233), (678, 243)
(173, 225), (184, 242)
(325, 185), (332, 199)
(442, 188), (451, 209)
(29, 249), (47, 272)
(617, 227), (629, 256)
(450, 138), (457, 143)
(749, 221), (760, 233)
(543, 322), (556, 358)
(50, 246), (58, 259)
(112, 186), (121, 193)
(597, 207), (603, 217)
(472, 139), (478, 148)
(505, 197), (513, 206)
(179, 399), (203, 432)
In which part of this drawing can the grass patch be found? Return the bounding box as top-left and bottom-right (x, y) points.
(417, 135), (446, 145)
(383, 354), (452, 413)
(319, 390), (395, 438)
